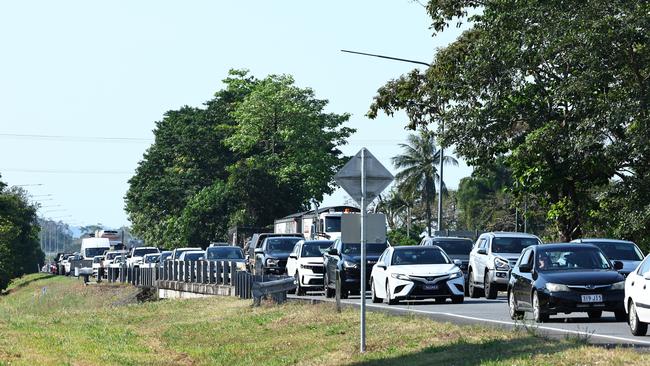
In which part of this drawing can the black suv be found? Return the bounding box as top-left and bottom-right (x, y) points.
(323, 239), (389, 298)
(254, 236), (303, 275)
(421, 236), (474, 292)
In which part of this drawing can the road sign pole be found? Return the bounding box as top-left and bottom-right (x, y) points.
(360, 148), (366, 353)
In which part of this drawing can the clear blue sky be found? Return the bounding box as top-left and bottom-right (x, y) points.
(0, 0), (471, 228)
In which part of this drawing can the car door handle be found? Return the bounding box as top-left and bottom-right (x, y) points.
(631, 281), (635, 286)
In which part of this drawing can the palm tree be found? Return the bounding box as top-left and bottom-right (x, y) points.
(392, 130), (458, 235)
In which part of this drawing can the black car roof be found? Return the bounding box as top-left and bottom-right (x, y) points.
(535, 243), (599, 250)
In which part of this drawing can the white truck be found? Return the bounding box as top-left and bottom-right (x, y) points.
(274, 206), (360, 241)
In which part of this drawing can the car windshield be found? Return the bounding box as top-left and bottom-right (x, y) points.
(85, 248), (107, 258)
(536, 247), (612, 271)
(134, 248), (159, 256)
(391, 248), (450, 265)
(174, 248), (200, 259)
(325, 217), (341, 233)
(492, 237), (539, 253)
(206, 247), (244, 260)
(301, 241), (332, 257)
(266, 238), (301, 253)
(341, 243), (388, 256)
(433, 240), (473, 255)
(182, 253), (203, 261)
(585, 242), (643, 261)
(144, 255), (160, 263)
(106, 252), (123, 260)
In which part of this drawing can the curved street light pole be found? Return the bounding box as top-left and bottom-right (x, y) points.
(341, 49), (444, 234)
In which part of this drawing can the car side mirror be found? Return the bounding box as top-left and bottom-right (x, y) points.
(453, 259), (462, 266)
(477, 248), (487, 255)
(375, 262), (386, 270)
(613, 261), (624, 271)
(519, 263), (532, 273)
(328, 248), (338, 255)
(289, 254), (297, 259)
(254, 248), (264, 254)
(644, 272), (650, 281)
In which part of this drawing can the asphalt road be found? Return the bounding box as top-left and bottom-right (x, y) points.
(291, 291), (650, 347)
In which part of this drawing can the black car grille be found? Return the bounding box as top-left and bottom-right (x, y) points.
(566, 284), (613, 293)
(409, 283), (452, 297)
(409, 274), (450, 283)
(278, 259), (287, 268)
(304, 265), (324, 274)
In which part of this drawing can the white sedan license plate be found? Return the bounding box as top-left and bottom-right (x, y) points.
(581, 294), (603, 303)
(424, 284), (439, 290)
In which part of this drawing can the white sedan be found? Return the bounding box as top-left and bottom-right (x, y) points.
(625, 254), (650, 336)
(371, 245), (465, 305)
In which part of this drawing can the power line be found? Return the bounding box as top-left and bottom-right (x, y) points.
(1, 168), (133, 175)
(0, 133), (151, 143)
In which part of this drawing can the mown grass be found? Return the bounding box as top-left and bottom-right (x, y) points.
(1, 274), (649, 365)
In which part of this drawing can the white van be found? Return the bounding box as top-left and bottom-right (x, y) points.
(80, 238), (111, 260)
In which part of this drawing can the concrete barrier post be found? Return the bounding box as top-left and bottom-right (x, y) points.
(215, 261), (222, 284)
(190, 261), (196, 283)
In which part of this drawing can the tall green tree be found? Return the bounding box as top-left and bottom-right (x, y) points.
(392, 130), (458, 235)
(0, 178), (44, 291)
(372, 0), (650, 241)
(126, 70), (353, 248)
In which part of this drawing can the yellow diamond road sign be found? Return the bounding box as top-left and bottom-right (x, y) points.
(334, 148), (394, 208)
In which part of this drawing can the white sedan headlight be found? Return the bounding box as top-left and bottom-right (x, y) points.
(449, 271), (463, 280)
(611, 281), (625, 290)
(266, 258), (279, 266)
(545, 282), (570, 292)
(390, 273), (410, 281)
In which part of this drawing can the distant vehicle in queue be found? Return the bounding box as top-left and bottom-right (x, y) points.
(102, 250), (128, 274)
(170, 247), (202, 261)
(323, 239), (389, 299)
(205, 246), (247, 271)
(157, 250), (173, 269)
(285, 240), (333, 295)
(139, 253), (161, 268)
(625, 254), (650, 336)
(371, 246), (465, 305)
(571, 238), (644, 277)
(254, 236), (303, 275)
(126, 247), (160, 268)
(468, 232), (542, 299)
(177, 251), (205, 261)
(508, 243), (626, 323)
(92, 255), (105, 277)
(80, 238), (111, 260)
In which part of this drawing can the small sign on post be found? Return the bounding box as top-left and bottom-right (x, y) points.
(334, 148), (393, 353)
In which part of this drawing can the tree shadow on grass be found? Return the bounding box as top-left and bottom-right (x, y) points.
(1, 274), (56, 296)
(352, 334), (585, 366)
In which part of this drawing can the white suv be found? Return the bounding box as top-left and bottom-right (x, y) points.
(286, 240), (333, 295)
(126, 247), (160, 268)
(625, 254), (650, 336)
(468, 232), (541, 299)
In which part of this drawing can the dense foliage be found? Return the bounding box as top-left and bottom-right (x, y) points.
(126, 70), (353, 249)
(0, 176), (44, 291)
(371, 1), (650, 245)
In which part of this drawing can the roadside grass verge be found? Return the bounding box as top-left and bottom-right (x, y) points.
(0, 273), (648, 365)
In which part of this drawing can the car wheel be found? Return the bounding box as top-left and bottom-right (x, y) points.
(468, 269), (483, 298)
(451, 296), (464, 304)
(508, 290), (524, 320)
(294, 273), (305, 296)
(385, 282), (398, 305)
(484, 271), (498, 299)
(587, 310), (602, 320)
(532, 291), (549, 323)
(629, 301), (648, 336)
(614, 309), (628, 322)
(371, 280), (382, 303)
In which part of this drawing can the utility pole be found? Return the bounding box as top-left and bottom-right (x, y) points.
(341, 49), (446, 235)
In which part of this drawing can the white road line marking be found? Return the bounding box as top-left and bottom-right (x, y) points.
(343, 301), (650, 346)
